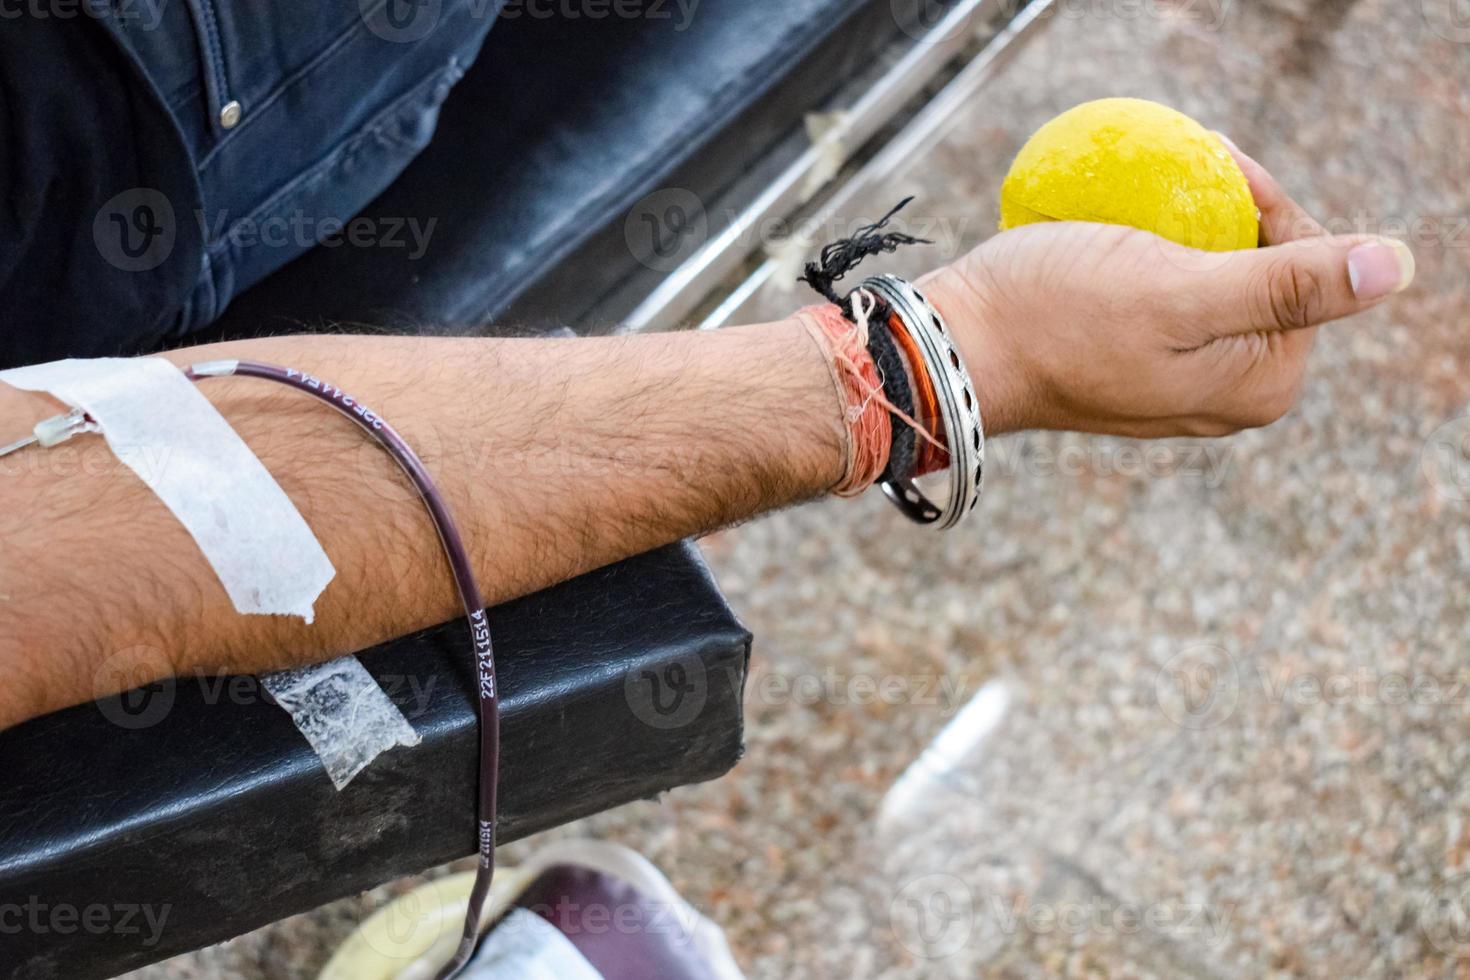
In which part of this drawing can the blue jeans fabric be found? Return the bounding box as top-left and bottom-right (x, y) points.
(0, 0), (498, 366)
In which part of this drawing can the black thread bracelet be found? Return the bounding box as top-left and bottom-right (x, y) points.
(866, 313), (918, 483)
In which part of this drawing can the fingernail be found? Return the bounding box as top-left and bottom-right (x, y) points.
(1213, 131), (1241, 154)
(1347, 238), (1415, 300)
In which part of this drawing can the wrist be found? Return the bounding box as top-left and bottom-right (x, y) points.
(915, 264), (1032, 437)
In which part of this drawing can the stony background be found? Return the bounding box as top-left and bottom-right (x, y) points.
(129, 0), (1470, 977)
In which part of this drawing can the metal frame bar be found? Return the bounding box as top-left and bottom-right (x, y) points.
(621, 0), (1055, 333)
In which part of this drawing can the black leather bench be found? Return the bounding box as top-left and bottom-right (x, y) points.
(0, 544), (748, 979)
(0, 1), (961, 976)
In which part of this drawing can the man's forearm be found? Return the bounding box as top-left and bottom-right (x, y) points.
(0, 318), (844, 727)
(3, 157), (1399, 728)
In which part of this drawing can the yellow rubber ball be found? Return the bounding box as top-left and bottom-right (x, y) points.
(999, 97), (1259, 251)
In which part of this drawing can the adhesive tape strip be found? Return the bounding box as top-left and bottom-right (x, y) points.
(1, 357), (420, 788)
(260, 655), (422, 790)
(0, 356), (335, 620)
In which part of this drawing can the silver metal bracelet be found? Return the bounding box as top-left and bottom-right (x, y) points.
(861, 274), (984, 530)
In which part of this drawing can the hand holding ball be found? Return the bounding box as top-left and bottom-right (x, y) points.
(921, 95), (1412, 445)
(999, 97), (1259, 252)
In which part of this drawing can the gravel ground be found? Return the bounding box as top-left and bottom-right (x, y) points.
(126, 0), (1470, 977)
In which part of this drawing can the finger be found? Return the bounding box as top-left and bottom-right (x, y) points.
(1212, 131), (1324, 245)
(1184, 233), (1415, 341)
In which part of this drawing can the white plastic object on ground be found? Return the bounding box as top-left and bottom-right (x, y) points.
(319, 839), (747, 980)
(456, 909), (601, 980)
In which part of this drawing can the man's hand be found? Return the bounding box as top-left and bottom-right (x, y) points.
(921, 139), (1415, 439)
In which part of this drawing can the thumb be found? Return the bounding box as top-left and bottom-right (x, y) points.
(1188, 234), (1414, 339)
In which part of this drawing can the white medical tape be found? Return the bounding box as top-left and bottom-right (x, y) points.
(1, 356), (422, 788)
(260, 655), (422, 790)
(0, 356), (335, 620)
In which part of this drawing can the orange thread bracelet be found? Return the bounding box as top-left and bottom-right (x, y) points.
(884, 306), (949, 476)
(797, 300), (894, 497)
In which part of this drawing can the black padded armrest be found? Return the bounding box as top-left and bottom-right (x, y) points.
(0, 541), (749, 980)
